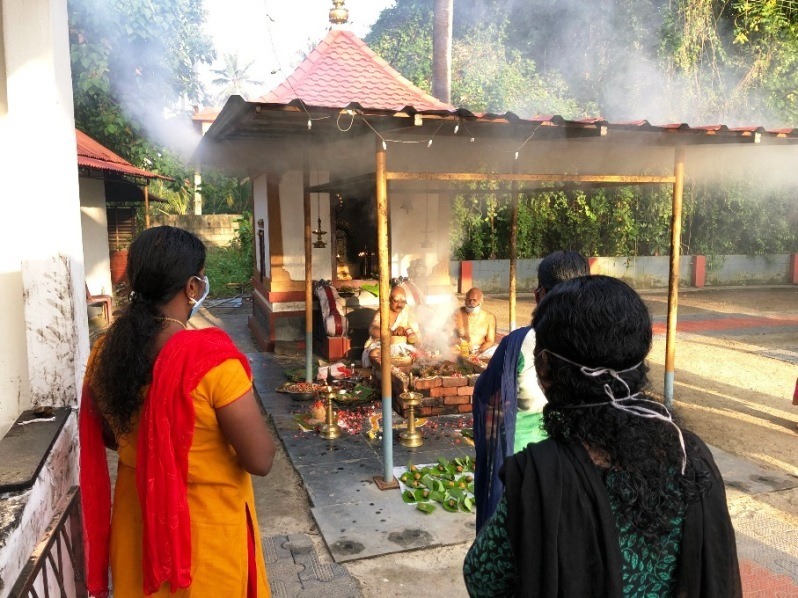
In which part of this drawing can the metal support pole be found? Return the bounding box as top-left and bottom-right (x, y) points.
(664, 146), (686, 408)
(376, 138), (394, 485)
(303, 160), (314, 383)
(509, 162), (519, 331)
(144, 183), (150, 229)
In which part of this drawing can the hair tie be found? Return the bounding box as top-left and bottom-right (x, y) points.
(129, 291), (150, 305)
(544, 349), (687, 474)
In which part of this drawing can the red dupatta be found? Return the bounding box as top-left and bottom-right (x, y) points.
(79, 327), (251, 596)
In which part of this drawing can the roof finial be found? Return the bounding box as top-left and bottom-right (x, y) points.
(329, 0), (349, 26)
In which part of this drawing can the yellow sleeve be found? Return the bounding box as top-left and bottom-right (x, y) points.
(192, 358), (252, 409)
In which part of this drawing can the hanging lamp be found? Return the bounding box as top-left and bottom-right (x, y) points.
(312, 193), (328, 248)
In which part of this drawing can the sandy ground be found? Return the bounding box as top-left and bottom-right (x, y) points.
(202, 285), (798, 597)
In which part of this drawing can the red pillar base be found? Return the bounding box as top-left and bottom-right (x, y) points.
(460, 261), (473, 294)
(789, 253), (798, 284)
(324, 336), (351, 362)
(691, 255), (706, 288)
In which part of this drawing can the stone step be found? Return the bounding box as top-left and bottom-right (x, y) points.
(264, 533), (361, 597)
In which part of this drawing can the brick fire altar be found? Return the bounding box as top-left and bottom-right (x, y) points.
(373, 359), (482, 418)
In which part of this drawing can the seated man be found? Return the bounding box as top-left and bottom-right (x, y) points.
(453, 288), (497, 359)
(362, 285), (421, 367)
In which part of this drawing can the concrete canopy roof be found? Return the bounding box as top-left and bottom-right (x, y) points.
(195, 97), (798, 191)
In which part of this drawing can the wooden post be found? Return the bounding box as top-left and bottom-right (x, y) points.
(304, 158), (314, 383)
(509, 162), (519, 331)
(664, 146), (686, 408)
(144, 183), (150, 229)
(376, 137), (395, 486)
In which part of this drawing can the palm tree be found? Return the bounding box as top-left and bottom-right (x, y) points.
(211, 54), (263, 103)
(432, 0), (453, 103)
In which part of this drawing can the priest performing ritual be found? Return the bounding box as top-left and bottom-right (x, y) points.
(363, 285), (421, 367)
(453, 288), (498, 360)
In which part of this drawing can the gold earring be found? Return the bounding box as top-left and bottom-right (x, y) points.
(189, 297), (197, 305)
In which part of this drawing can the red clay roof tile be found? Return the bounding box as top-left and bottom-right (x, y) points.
(259, 29), (453, 112)
(76, 130), (167, 180)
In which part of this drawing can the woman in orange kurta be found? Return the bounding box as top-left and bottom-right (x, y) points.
(80, 226), (276, 597)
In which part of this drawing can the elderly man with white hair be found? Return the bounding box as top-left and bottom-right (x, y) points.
(453, 287), (498, 359)
(362, 285), (421, 367)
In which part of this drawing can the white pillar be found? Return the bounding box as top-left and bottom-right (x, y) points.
(0, 0), (89, 432)
(194, 168), (203, 214)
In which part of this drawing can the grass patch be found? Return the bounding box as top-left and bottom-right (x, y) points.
(204, 246), (252, 298)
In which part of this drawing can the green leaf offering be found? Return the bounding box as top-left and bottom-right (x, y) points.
(402, 490), (417, 503)
(461, 496), (474, 512)
(442, 495), (460, 512)
(285, 366), (317, 382)
(417, 502), (436, 514)
(420, 475), (436, 489)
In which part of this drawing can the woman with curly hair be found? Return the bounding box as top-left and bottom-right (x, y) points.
(79, 226), (276, 597)
(464, 275), (741, 597)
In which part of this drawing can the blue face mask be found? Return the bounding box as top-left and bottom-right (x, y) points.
(189, 275), (210, 319)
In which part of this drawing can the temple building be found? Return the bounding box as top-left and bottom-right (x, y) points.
(195, 3), (457, 359)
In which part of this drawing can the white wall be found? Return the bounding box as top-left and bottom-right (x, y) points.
(390, 193), (445, 282)
(279, 170), (333, 282)
(0, 0), (88, 592)
(80, 177), (112, 296)
(0, 0), (88, 427)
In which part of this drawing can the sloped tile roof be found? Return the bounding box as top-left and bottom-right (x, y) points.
(192, 107), (221, 122)
(259, 29), (453, 112)
(76, 129), (168, 180)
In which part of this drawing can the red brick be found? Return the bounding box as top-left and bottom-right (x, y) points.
(458, 404), (473, 413)
(414, 377), (441, 390)
(421, 397), (443, 408)
(444, 395), (471, 405)
(457, 386), (474, 396)
(430, 386), (446, 398)
(441, 376), (467, 388)
(442, 386), (459, 396)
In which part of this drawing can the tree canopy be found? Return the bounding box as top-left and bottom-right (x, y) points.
(69, 0), (215, 194)
(367, 0), (798, 258)
(367, 0), (798, 125)
(211, 54), (263, 103)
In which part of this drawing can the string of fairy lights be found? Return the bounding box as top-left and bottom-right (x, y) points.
(341, 110), (544, 161)
(262, 3), (543, 160)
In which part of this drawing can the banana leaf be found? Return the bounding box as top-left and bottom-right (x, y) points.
(360, 283), (379, 296)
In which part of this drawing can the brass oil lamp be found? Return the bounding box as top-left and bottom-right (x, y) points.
(318, 385), (341, 439)
(399, 390), (424, 448)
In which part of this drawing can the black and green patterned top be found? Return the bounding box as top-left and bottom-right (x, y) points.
(464, 489), (684, 597)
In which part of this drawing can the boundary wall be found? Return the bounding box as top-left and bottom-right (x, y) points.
(452, 253), (798, 292)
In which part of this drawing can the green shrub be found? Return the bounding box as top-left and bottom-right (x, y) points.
(204, 246), (252, 297)
(204, 213), (254, 298)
